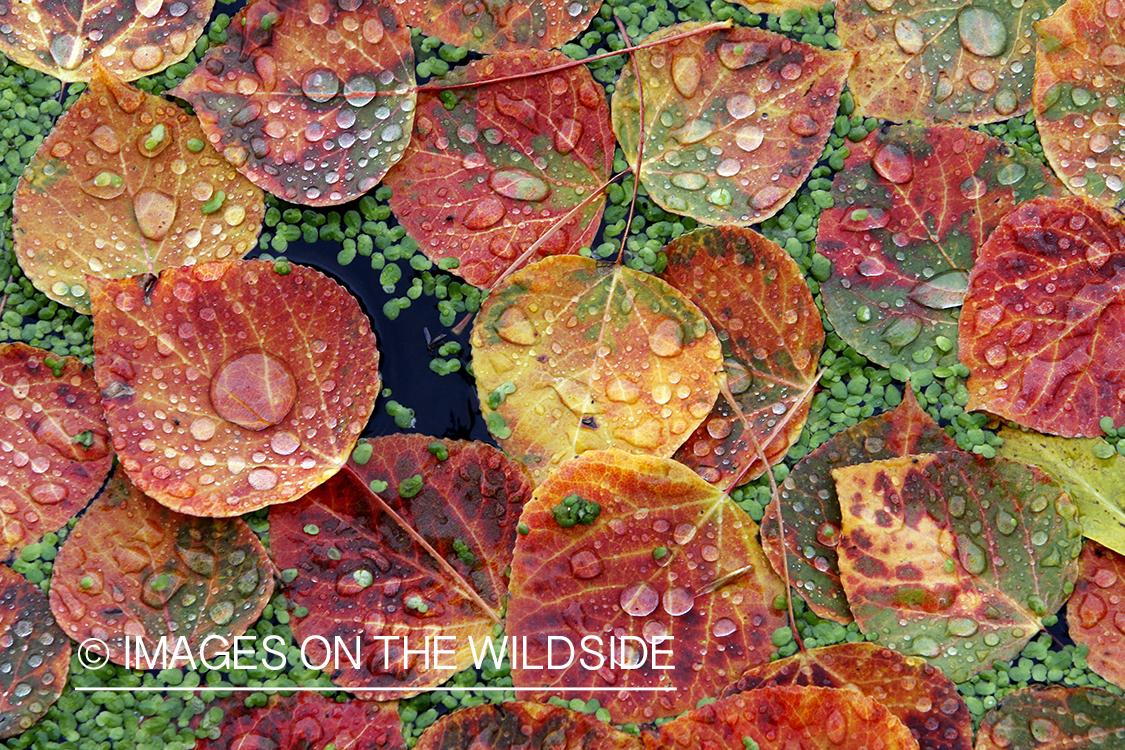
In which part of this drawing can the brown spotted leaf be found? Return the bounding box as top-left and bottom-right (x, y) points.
(90, 260), (380, 516)
(470, 255), (723, 487)
(726, 642), (972, 750)
(760, 390), (958, 623)
(833, 452), (1082, 683)
(49, 467), (274, 668)
(0, 343), (111, 560)
(507, 450), (787, 724)
(415, 703), (639, 750)
(13, 71), (264, 314)
(611, 23), (851, 225)
(0, 564), (69, 740)
(172, 0), (415, 206)
(838, 0), (1062, 125)
(976, 686), (1125, 749)
(959, 195), (1125, 438)
(1067, 542), (1125, 689)
(384, 50), (614, 288)
(395, 0), (602, 54)
(661, 226), (823, 490)
(269, 435), (530, 699)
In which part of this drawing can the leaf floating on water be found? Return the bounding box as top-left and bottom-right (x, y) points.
(172, 0), (415, 206)
(415, 703), (639, 750)
(976, 686), (1125, 750)
(395, 0), (603, 54)
(13, 71), (264, 314)
(385, 50), (614, 288)
(89, 260), (380, 516)
(1067, 542), (1125, 689)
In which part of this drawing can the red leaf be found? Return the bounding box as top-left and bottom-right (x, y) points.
(394, 1), (603, 54)
(415, 703), (639, 750)
(1067, 541), (1125, 689)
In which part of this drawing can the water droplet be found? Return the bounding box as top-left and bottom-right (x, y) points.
(189, 417), (217, 442)
(1094, 567), (1118, 587)
(29, 483), (67, 504)
(210, 351), (297, 430)
(662, 586), (694, 616)
(726, 93), (755, 120)
(670, 172), (707, 191)
(711, 618), (737, 637)
(866, 0), (893, 9)
(302, 69), (339, 102)
(49, 33), (84, 71)
(873, 143), (913, 183)
(343, 75), (377, 107)
(649, 320), (684, 357)
(135, 0), (163, 16)
(671, 119), (714, 144)
(570, 549), (603, 579)
(958, 7), (1008, 58)
(958, 538), (988, 575)
(131, 45), (164, 71)
(463, 197), (505, 230)
(960, 175), (986, 199)
(1079, 592), (1108, 627)
(735, 125), (764, 152)
(751, 186), (785, 210)
(620, 582), (659, 616)
(671, 55), (701, 98)
(894, 19), (924, 55)
(209, 601), (234, 625)
(908, 269), (969, 310)
(133, 190), (176, 241)
(825, 710), (847, 744)
(857, 258), (886, 277)
(495, 306), (538, 345)
(1029, 718), (1059, 743)
(89, 125), (121, 154)
(489, 169), (549, 201)
(996, 163), (1026, 186)
(990, 715), (1016, 747)
(248, 468), (278, 491)
(948, 617), (978, 637)
(880, 316), (922, 348)
(968, 69), (996, 92)
(555, 118), (583, 154)
(789, 113), (819, 137)
(716, 158), (741, 177)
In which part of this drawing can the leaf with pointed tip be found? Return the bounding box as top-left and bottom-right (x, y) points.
(90, 260), (380, 516)
(611, 23), (851, 225)
(661, 226), (823, 490)
(0, 343), (112, 560)
(471, 255), (723, 487)
(507, 450), (787, 724)
(49, 467), (274, 668)
(0, 564), (69, 740)
(1067, 542), (1125, 689)
(960, 195), (1125, 438)
(817, 125), (1062, 370)
(760, 390), (958, 623)
(976, 686), (1125, 749)
(13, 72), (264, 314)
(726, 642), (972, 750)
(833, 452), (1082, 683)
(269, 435), (530, 699)
(395, 0), (602, 54)
(837, 0), (1062, 125)
(384, 50), (614, 288)
(415, 703), (639, 750)
(172, 0), (414, 206)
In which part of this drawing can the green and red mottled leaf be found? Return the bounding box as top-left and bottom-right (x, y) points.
(395, 0), (602, 54)
(0, 343), (111, 559)
(661, 226), (823, 490)
(960, 195), (1125, 438)
(13, 71), (264, 314)
(760, 390), (958, 623)
(0, 0), (211, 82)
(1035, 0), (1125, 207)
(726, 642), (972, 750)
(90, 260), (380, 516)
(642, 685), (921, 750)
(415, 703), (640, 750)
(817, 125), (1062, 370)
(269, 435), (530, 699)
(384, 50), (614, 288)
(0, 564), (69, 740)
(837, 0), (1062, 125)
(976, 686), (1125, 749)
(49, 467), (274, 668)
(507, 450), (786, 724)
(471, 255), (723, 487)
(1067, 542), (1125, 689)
(611, 23), (851, 225)
(172, 0), (414, 206)
(833, 452), (1082, 683)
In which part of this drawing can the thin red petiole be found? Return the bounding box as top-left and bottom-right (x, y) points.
(613, 13), (644, 266)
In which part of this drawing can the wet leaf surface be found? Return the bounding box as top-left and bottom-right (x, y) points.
(172, 0), (415, 206)
(0, 564), (69, 740)
(395, 0), (602, 54)
(837, 0), (1061, 125)
(960, 195), (1125, 438)
(90, 260), (380, 516)
(834, 452), (1082, 682)
(1066, 542), (1125, 689)
(414, 702), (640, 750)
(0, 343), (112, 560)
(49, 467), (274, 667)
(661, 226), (823, 490)
(506, 450), (786, 724)
(760, 390), (958, 624)
(470, 255), (723, 487)
(13, 72), (265, 314)
(269, 435), (530, 698)
(975, 686), (1125, 749)
(818, 125), (1062, 370)
(611, 23), (851, 225)
(726, 642), (971, 750)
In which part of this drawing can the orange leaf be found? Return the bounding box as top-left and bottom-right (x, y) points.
(395, 1), (603, 54)
(415, 703), (638, 750)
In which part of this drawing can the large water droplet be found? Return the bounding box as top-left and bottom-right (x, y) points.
(825, 710), (847, 744)
(29, 483), (67, 504)
(662, 586), (694, 616)
(131, 45), (164, 71)
(996, 163), (1026, 186)
(133, 190), (177, 241)
(343, 75), (377, 107)
(894, 19), (924, 55)
(302, 69), (340, 102)
(1079, 592), (1108, 628)
(726, 93), (755, 120)
(711, 618), (737, 637)
(620, 582), (659, 616)
(857, 258), (886, 277)
(670, 172), (707, 191)
(671, 55), (701, 98)
(958, 7), (1008, 58)
(984, 343), (1008, 368)
(135, 0), (163, 17)
(735, 125), (764, 152)
(873, 143), (913, 183)
(49, 33), (84, 71)
(880, 316), (922, 348)
(948, 617), (979, 637)
(908, 269), (969, 310)
(495, 306), (538, 345)
(960, 175), (986, 199)
(210, 351), (297, 431)
(957, 538), (988, 575)
(648, 320), (684, 357)
(1029, 718), (1059, 743)
(489, 169), (549, 201)
(209, 601), (234, 625)
(463, 197), (505, 230)
(570, 549), (603, 579)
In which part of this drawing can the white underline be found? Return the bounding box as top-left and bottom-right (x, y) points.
(75, 686), (677, 692)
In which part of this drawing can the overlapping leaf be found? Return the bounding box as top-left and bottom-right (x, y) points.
(415, 703), (639, 750)
(611, 23), (851, 225)
(394, 0), (602, 54)
(1035, 0), (1125, 207)
(761, 391), (958, 623)
(662, 226), (823, 490)
(172, 0), (415, 206)
(13, 72), (265, 313)
(0, 343), (112, 559)
(0, 565), (69, 740)
(269, 435), (530, 699)
(834, 452), (1082, 682)
(837, 0), (1061, 125)
(90, 260), (380, 516)
(726, 642), (972, 750)
(507, 450), (787, 724)
(471, 255), (723, 487)
(1067, 542), (1125, 688)
(960, 195), (1125, 438)
(976, 686), (1125, 749)
(49, 467), (273, 667)
(818, 125), (1062, 370)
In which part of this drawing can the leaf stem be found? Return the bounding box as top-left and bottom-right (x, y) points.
(613, 13), (644, 267)
(0, 273), (13, 319)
